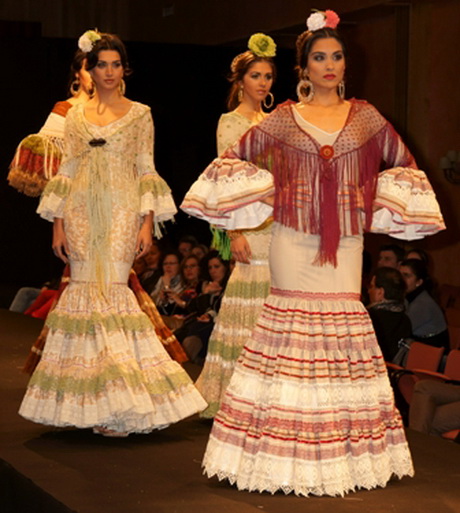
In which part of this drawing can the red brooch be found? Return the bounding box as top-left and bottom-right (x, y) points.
(319, 145), (334, 160)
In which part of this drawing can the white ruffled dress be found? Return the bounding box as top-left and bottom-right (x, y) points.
(19, 102), (207, 433)
(181, 100), (445, 496)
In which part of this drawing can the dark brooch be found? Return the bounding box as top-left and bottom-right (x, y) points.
(89, 138), (107, 147)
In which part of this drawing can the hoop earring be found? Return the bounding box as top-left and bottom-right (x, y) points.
(70, 78), (80, 97)
(338, 80), (345, 100)
(119, 79), (126, 96)
(297, 78), (314, 103)
(263, 92), (274, 109)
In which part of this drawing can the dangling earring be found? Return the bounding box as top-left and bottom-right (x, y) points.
(238, 87), (243, 103)
(70, 78), (81, 96)
(338, 80), (345, 100)
(119, 79), (126, 96)
(263, 92), (274, 109)
(297, 76), (315, 103)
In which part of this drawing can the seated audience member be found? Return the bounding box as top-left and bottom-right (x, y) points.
(178, 235), (198, 259)
(367, 267), (412, 361)
(138, 241), (163, 294)
(162, 255), (203, 324)
(192, 243), (209, 261)
(409, 380), (460, 440)
(400, 258), (448, 350)
(174, 251), (230, 364)
(377, 244), (405, 269)
(150, 251), (183, 315)
(9, 276), (61, 314)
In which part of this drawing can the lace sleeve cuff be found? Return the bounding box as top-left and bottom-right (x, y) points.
(36, 175), (72, 221)
(181, 157), (274, 229)
(371, 167), (446, 240)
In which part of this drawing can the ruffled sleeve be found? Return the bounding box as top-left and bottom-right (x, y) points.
(7, 102), (71, 197)
(36, 109), (78, 222)
(371, 167), (445, 240)
(181, 127), (275, 230)
(136, 109), (177, 235)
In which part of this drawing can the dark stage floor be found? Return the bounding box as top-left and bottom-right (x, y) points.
(1, 308), (459, 513)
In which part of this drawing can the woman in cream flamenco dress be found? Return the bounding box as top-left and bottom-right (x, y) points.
(19, 31), (206, 436)
(193, 34), (276, 418)
(182, 11), (445, 496)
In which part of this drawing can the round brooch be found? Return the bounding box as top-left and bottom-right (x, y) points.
(319, 145), (334, 160)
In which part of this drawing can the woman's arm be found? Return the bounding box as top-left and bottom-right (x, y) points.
(52, 217), (69, 263)
(135, 211), (153, 259)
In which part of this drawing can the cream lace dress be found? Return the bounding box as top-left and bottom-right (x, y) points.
(195, 111), (272, 418)
(19, 102), (207, 433)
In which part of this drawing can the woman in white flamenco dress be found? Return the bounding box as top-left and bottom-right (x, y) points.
(181, 13), (445, 496)
(19, 31), (206, 436)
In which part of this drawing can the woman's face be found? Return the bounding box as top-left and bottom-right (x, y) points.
(162, 254), (180, 278)
(399, 265), (423, 293)
(208, 258), (226, 283)
(305, 37), (345, 92)
(144, 244), (161, 268)
(90, 50), (124, 92)
(183, 257), (200, 283)
(240, 61), (274, 104)
(77, 59), (93, 94)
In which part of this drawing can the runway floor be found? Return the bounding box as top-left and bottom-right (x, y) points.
(1, 308), (459, 513)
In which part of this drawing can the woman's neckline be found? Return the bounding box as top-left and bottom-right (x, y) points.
(289, 99), (355, 148)
(83, 101), (135, 128)
(230, 109), (266, 124)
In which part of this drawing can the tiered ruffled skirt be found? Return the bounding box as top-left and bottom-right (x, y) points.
(196, 223), (271, 418)
(19, 281), (207, 433)
(203, 225), (413, 496)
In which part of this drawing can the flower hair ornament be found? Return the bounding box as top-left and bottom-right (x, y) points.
(78, 29), (102, 53)
(306, 9), (340, 32)
(247, 33), (277, 58)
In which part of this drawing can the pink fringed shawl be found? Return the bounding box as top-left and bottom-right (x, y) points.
(228, 100), (416, 266)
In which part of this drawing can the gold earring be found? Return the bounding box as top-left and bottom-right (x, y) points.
(70, 78), (80, 96)
(119, 79), (126, 96)
(263, 92), (274, 109)
(238, 87), (243, 103)
(338, 80), (345, 100)
(297, 76), (314, 103)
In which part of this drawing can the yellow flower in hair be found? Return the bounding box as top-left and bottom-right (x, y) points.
(248, 33), (276, 58)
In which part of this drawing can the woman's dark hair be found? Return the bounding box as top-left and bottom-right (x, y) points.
(400, 258), (429, 283)
(85, 33), (132, 76)
(180, 255), (201, 284)
(405, 248), (430, 267)
(227, 51), (276, 110)
(202, 250), (231, 286)
(67, 49), (87, 95)
(295, 27), (346, 79)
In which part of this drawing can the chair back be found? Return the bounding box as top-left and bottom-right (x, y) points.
(406, 341), (444, 372)
(444, 349), (460, 381)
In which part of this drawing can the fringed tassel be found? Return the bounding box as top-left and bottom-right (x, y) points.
(210, 226), (232, 260)
(128, 270), (188, 363)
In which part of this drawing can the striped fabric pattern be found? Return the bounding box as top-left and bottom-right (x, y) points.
(203, 288), (413, 496)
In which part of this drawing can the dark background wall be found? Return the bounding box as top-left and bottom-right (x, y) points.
(1, 0), (459, 306)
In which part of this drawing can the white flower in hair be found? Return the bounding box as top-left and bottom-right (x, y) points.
(307, 12), (326, 31)
(78, 30), (101, 53)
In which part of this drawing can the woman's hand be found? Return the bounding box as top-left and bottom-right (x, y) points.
(230, 234), (252, 264)
(262, 194), (275, 206)
(135, 212), (153, 259)
(203, 281), (222, 294)
(52, 218), (69, 263)
(196, 313), (212, 322)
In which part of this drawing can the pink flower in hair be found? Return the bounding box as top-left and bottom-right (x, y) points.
(324, 10), (340, 29)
